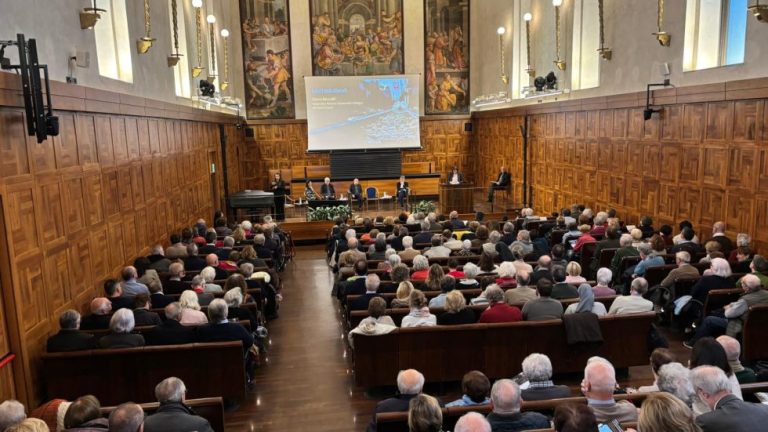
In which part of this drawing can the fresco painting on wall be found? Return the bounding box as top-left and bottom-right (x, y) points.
(424, 0), (469, 114)
(239, 0), (295, 119)
(310, 0), (404, 76)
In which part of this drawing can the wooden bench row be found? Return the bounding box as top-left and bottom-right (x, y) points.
(352, 312), (656, 387)
(101, 397), (225, 432)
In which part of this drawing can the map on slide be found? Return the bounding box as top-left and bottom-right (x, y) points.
(305, 75), (421, 151)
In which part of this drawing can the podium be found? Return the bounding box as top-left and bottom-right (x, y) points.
(439, 183), (474, 214)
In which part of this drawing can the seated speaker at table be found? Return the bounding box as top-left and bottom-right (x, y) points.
(320, 177), (336, 199)
(305, 180), (318, 200)
(396, 175), (409, 208)
(348, 178), (363, 210)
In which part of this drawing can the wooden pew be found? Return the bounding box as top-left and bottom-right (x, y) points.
(375, 393), (648, 432)
(101, 397), (224, 432)
(352, 312), (655, 387)
(742, 304), (768, 362)
(42, 341), (246, 405)
(81, 321), (252, 338)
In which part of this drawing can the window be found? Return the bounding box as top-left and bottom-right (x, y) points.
(683, 0), (747, 71)
(93, 0), (133, 82)
(571, 0), (600, 90)
(169, 0), (191, 98)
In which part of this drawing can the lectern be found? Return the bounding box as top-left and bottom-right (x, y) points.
(439, 183), (474, 214)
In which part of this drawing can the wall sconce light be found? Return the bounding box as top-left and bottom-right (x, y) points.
(220, 29), (230, 91)
(191, 0), (205, 78)
(748, 1), (768, 22)
(653, 0), (671, 46)
(136, 0), (156, 54)
(523, 13), (535, 77)
(597, 0), (612, 60)
(207, 14), (217, 82)
(552, 0), (566, 71)
(497, 26), (508, 85)
(80, 0), (106, 29)
(167, 0), (183, 66)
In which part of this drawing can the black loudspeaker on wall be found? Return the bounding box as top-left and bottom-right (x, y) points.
(464, 122), (473, 133)
(245, 127), (254, 138)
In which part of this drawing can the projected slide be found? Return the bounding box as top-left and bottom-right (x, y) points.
(305, 75), (421, 151)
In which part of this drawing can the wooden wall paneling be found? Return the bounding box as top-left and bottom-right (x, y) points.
(43, 242), (72, 316)
(682, 104), (706, 142)
(107, 220), (125, 274)
(94, 115), (114, 165)
(83, 173), (105, 226)
(61, 172), (86, 236)
(27, 128), (56, 175)
(0, 109), (30, 178)
(706, 102), (734, 142)
(124, 117), (140, 161)
(110, 117), (128, 163)
(52, 113), (79, 169)
(88, 226), (109, 282)
(74, 114), (98, 166)
(36, 175), (66, 247)
(732, 100), (761, 143)
(68, 233), (93, 304)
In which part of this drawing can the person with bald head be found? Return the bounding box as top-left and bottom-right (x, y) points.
(530, 255), (553, 284)
(108, 402), (144, 432)
(687, 273), (768, 347)
(717, 335), (756, 384)
(582, 358), (638, 423)
(80, 297), (113, 330)
(205, 254), (230, 280)
(692, 365), (768, 432)
(454, 412), (491, 432)
(711, 221), (733, 257)
(486, 379), (549, 431)
(120, 266), (149, 297)
(368, 369), (425, 432)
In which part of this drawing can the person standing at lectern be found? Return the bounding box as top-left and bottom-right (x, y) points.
(487, 166), (511, 203)
(396, 176), (410, 209)
(349, 178), (363, 210)
(448, 166), (464, 185)
(270, 172), (286, 221)
(321, 177), (336, 199)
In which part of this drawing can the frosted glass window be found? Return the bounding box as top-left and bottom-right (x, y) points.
(170, 0), (191, 98)
(93, 0), (133, 82)
(571, 0), (600, 90)
(683, 0), (747, 71)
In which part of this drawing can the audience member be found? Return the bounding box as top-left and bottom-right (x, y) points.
(423, 235), (451, 259)
(458, 263), (480, 288)
(494, 262), (517, 289)
(147, 279), (173, 309)
(348, 297), (396, 348)
(391, 281), (414, 308)
(189, 275), (214, 306)
(104, 279), (133, 311)
(401, 290), (437, 327)
(504, 271), (537, 304)
(736, 254), (768, 288)
(553, 403), (598, 432)
(410, 256), (430, 281)
(689, 337), (743, 407)
(607, 278), (653, 315)
(0, 400), (26, 431)
(132, 294), (162, 327)
(717, 335), (756, 384)
(79, 298), (112, 330)
(407, 394), (442, 432)
(145, 302), (197, 346)
(633, 348), (676, 393)
(551, 265), (578, 299)
(166, 234), (188, 259)
(424, 264), (446, 291)
(592, 268), (616, 297)
(486, 379), (549, 431)
(520, 353), (571, 401)
(692, 365), (768, 431)
(349, 274), (383, 311)
(671, 227), (705, 256)
(657, 362), (695, 406)
(478, 285), (522, 323)
(98, 308), (145, 348)
(224, 288), (258, 330)
(196, 299), (254, 351)
(635, 392), (701, 432)
(63, 395), (108, 431)
(446, 371), (491, 407)
(564, 284), (607, 316)
(183, 243), (206, 271)
(454, 412), (491, 432)
(530, 255), (553, 284)
(5, 418), (48, 431)
(437, 290), (476, 325)
(399, 236), (421, 261)
(631, 243), (664, 278)
(107, 403), (144, 432)
(445, 259), (465, 279)
(120, 266), (150, 297)
(368, 369), (424, 432)
(46, 310), (96, 352)
(143, 377), (213, 432)
(582, 358), (638, 423)
(522, 280), (564, 321)
(200, 266), (223, 293)
(178, 290), (209, 325)
(564, 262), (587, 285)
(610, 234), (639, 276)
(510, 230), (534, 255)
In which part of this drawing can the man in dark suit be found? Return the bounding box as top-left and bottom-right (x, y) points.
(80, 298), (113, 330)
(396, 175), (409, 209)
(591, 228), (621, 272)
(46, 310), (97, 352)
(198, 231), (219, 255)
(530, 256), (554, 285)
(413, 221), (434, 245)
(711, 221), (734, 257)
(144, 377), (214, 432)
(347, 275), (382, 311)
(550, 266), (578, 299)
(367, 369), (425, 432)
(183, 243), (206, 271)
(390, 226), (407, 251)
(348, 178), (364, 210)
(205, 254), (230, 281)
(196, 299), (254, 353)
(693, 365), (768, 432)
(148, 280), (173, 309)
(670, 227), (705, 256)
(146, 245), (171, 273)
(338, 260), (369, 300)
(320, 177), (336, 199)
(164, 262), (188, 295)
(487, 166), (511, 203)
(145, 303), (197, 346)
(132, 295), (163, 327)
(104, 279), (133, 311)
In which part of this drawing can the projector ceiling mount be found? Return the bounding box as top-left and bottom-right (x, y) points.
(0, 33), (59, 143)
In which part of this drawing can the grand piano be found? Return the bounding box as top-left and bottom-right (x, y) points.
(228, 190), (275, 220)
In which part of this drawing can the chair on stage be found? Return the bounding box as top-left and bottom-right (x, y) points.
(366, 186), (379, 212)
(490, 184), (510, 212)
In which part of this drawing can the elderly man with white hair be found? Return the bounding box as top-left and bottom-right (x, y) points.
(692, 365), (768, 431)
(80, 297), (113, 330)
(200, 266), (223, 293)
(98, 308), (145, 348)
(398, 236), (421, 261)
(520, 353), (571, 401)
(686, 274), (768, 347)
(423, 234), (451, 258)
(607, 277), (653, 315)
(0, 400), (26, 431)
(717, 335), (757, 384)
(582, 359), (638, 423)
(660, 251), (700, 288)
(196, 299), (254, 352)
(486, 379), (549, 431)
(509, 230), (534, 255)
(367, 369), (425, 432)
(454, 412), (491, 432)
(47, 309), (97, 352)
(610, 233), (639, 277)
(657, 362), (695, 406)
(108, 402), (145, 432)
(144, 377), (213, 432)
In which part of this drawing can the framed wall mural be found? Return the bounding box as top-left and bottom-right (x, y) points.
(310, 0), (404, 76)
(239, 0), (295, 119)
(424, 0), (469, 114)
